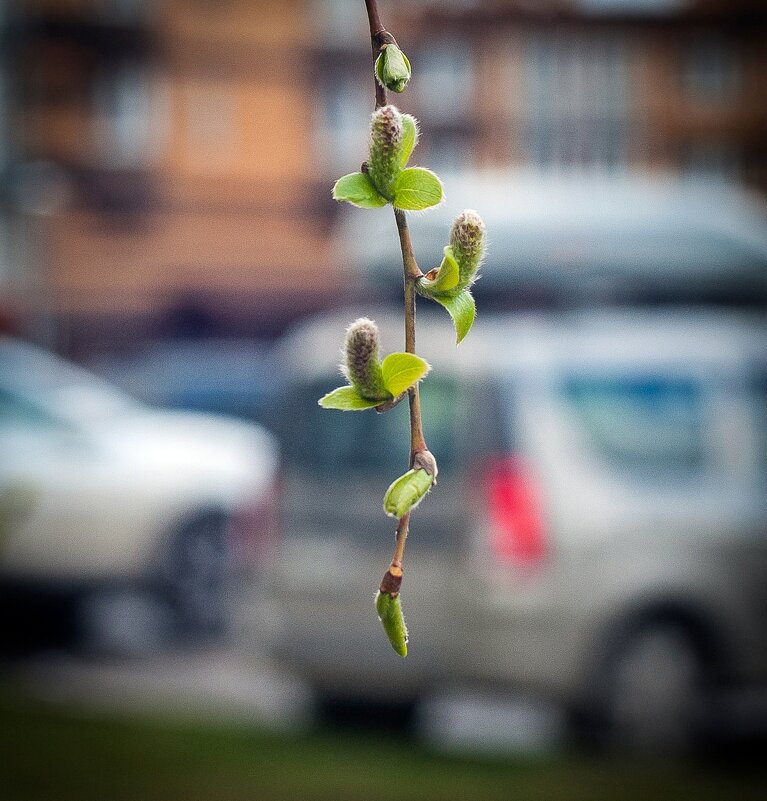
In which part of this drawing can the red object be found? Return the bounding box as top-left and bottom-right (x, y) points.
(486, 456), (546, 564)
(230, 474), (282, 567)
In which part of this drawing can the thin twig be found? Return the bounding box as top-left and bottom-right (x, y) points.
(394, 208), (426, 458)
(364, 0), (385, 37)
(365, 0), (398, 110)
(364, 0), (429, 586)
(365, 0), (388, 109)
(392, 513), (410, 569)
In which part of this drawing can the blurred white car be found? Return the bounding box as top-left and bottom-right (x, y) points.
(0, 335), (278, 652)
(259, 307), (767, 750)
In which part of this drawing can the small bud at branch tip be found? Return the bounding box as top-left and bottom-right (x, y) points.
(375, 44), (411, 94)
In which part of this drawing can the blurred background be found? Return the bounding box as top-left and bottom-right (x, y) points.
(1, 1), (767, 799)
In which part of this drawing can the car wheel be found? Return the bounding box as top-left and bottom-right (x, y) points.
(598, 621), (708, 753)
(166, 512), (233, 637)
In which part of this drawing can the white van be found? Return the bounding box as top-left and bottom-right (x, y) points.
(260, 307), (767, 749)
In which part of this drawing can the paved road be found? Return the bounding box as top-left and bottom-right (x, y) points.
(8, 642), (763, 753)
(4, 646), (313, 731)
(4, 645), (570, 755)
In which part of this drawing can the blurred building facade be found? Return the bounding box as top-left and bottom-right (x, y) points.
(375, 0), (767, 186)
(5, 0), (337, 350)
(2, 0), (766, 351)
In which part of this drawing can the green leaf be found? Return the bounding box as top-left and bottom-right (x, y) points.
(399, 114), (419, 167)
(332, 172), (388, 209)
(432, 290), (476, 344)
(417, 246), (460, 296)
(318, 385), (384, 411)
(375, 591), (408, 657)
(380, 352), (430, 397)
(383, 468), (434, 518)
(392, 167), (443, 211)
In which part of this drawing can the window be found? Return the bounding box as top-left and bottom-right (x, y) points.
(92, 63), (154, 168)
(317, 76), (369, 173)
(683, 36), (740, 105)
(422, 130), (472, 174)
(522, 33), (630, 175)
(683, 141), (741, 182)
(0, 219), (9, 287)
(414, 38), (474, 122)
(0, 340), (137, 423)
(94, 0), (152, 25)
(576, 0), (687, 12)
(312, 0), (368, 48)
(0, 389), (60, 430)
(0, 63), (7, 174)
(182, 81), (237, 166)
(751, 372), (767, 477)
(561, 374), (705, 472)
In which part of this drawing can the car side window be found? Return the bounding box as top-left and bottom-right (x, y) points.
(0, 388), (61, 431)
(560, 374), (705, 473)
(279, 377), (462, 476)
(276, 375), (511, 484)
(750, 371), (767, 478)
(458, 377), (511, 461)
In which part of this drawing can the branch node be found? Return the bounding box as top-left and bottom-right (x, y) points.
(412, 448), (438, 482)
(372, 30), (397, 52)
(379, 565), (403, 596)
(375, 391), (407, 413)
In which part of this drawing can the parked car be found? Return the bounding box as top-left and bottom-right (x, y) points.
(258, 307), (767, 750)
(0, 335), (278, 653)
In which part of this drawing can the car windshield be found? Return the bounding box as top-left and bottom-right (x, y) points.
(0, 337), (141, 423)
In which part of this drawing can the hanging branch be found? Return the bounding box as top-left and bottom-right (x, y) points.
(365, 0), (432, 655)
(322, 0), (486, 657)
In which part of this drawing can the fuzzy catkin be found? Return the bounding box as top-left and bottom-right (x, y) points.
(344, 318), (388, 400)
(450, 209), (486, 289)
(368, 106), (403, 201)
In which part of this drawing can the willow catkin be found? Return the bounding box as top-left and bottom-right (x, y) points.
(344, 318), (388, 401)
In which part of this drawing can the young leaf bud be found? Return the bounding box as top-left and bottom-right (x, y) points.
(368, 105), (404, 201)
(375, 44), (411, 94)
(450, 209), (486, 290)
(375, 589), (408, 657)
(383, 468), (434, 518)
(344, 318), (389, 401)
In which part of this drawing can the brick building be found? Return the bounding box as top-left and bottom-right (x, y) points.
(3, 0), (766, 350)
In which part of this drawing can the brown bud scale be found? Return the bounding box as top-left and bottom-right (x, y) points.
(379, 568), (403, 595)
